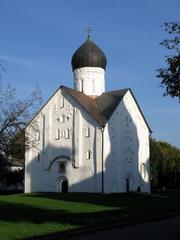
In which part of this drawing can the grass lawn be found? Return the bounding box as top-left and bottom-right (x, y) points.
(0, 191), (180, 240)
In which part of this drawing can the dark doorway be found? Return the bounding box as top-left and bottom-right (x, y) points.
(126, 178), (129, 192)
(61, 180), (68, 193)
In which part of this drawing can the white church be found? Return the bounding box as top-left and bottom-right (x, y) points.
(25, 35), (151, 194)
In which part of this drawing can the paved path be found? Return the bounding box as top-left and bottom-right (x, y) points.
(64, 216), (180, 240)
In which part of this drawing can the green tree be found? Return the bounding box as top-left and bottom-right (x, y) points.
(157, 22), (180, 101)
(150, 138), (163, 188)
(150, 138), (180, 189)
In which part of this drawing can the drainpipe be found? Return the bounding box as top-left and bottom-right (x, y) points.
(101, 127), (105, 194)
(72, 107), (75, 167)
(149, 131), (153, 193)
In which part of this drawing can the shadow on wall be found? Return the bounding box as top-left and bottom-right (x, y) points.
(25, 99), (149, 194)
(105, 100), (143, 193)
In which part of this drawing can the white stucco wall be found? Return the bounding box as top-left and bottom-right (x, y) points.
(103, 90), (150, 193)
(73, 67), (105, 96)
(25, 88), (150, 194)
(25, 88), (103, 193)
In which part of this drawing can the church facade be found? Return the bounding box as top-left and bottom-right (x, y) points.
(25, 36), (151, 193)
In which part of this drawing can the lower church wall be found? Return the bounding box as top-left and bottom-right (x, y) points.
(102, 94), (150, 194)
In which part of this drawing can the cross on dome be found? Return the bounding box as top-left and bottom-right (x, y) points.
(85, 26), (93, 38)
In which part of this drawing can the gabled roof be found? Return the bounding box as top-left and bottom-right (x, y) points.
(62, 86), (128, 127)
(62, 86), (152, 132)
(26, 85), (151, 133)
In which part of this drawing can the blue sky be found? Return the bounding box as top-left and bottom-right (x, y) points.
(0, 0), (180, 147)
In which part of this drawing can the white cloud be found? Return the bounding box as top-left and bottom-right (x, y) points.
(0, 54), (40, 69)
(0, 54), (59, 72)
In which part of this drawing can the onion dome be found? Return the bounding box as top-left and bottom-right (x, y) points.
(71, 36), (107, 70)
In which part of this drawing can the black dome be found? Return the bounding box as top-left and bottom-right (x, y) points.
(71, 37), (107, 70)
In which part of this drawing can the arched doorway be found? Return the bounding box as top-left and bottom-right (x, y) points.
(126, 178), (130, 192)
(61, 180), (68, 193)
(125, 173), (134, 192)
(57, 176), (69, 193)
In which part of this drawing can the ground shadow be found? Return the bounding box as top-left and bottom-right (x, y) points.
(0, 197), (128, 229)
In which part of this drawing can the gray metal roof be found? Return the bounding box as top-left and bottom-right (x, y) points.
(96, 90), (128, 123)
(71, 37), (107, 70)
(62, 86), (128, 127)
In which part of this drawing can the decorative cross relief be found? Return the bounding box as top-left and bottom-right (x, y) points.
(52, 110), (72, 123)
(125, 116), (132, 128)
(52, 110), (59, 122)
(67, 112), (73, 119)
(125, 135), (133, 141)
(123, 114), (134, 143)
(125, 147), (134, 163)
(53, 104), (57, 111)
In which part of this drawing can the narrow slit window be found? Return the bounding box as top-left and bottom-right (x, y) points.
(37, 152), (40, 162)
(65, 129), (69, 139)
(35, 131), (40, 141)
(55, 129), (60, 140)
(92, 79), (95, 93)
(141, 163), (146, 179)
(86, 150), (91, 160)
(84, 127), (90, 137)
(60, 97), (64, 108)
(42, 115), (45, 150)
(78, 79), (84, 92)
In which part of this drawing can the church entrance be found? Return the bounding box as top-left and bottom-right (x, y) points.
(57, 176), (69, 193)
(61, 180), (68, 193)
(125, 173), (134, 192)
(126, 178), (130, 192)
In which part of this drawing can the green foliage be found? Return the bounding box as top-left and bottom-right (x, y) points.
(157, 21), (180, 101)
(150, 138), (180, 189)
(5, 131), (25, 167)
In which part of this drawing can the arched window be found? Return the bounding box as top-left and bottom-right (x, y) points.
(60, 96), (64, 108)
(92, 79), (95, 93)
(83, 127), (90, 137)
(37, 152), (40, 162)
(35, 131), (40, 141)
(59, 163), (65, 173)
(140, 163), (146, 180)
(55, 129), (60, 140)
(86, 150), (91, 160)
(78, 78), (83, 92)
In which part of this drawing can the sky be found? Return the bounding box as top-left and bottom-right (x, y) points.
(0, 0), (180, 147)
